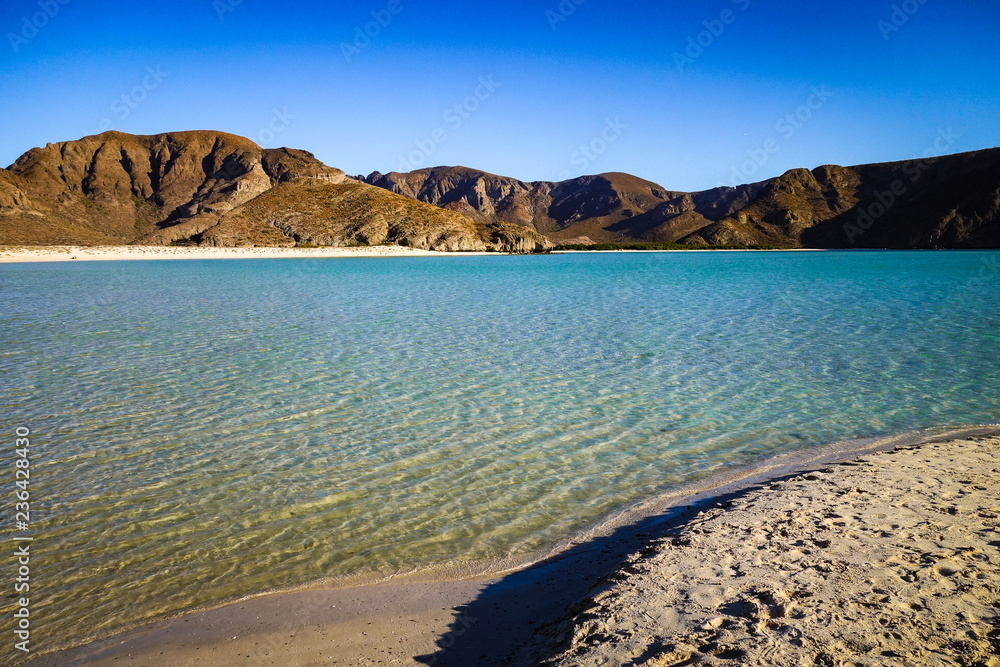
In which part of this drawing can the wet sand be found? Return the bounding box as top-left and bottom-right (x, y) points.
(28, 429), (1000, 666)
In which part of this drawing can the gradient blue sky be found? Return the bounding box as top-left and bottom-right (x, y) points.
(1, 0), (998, 191)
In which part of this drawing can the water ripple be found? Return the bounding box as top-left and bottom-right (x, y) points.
(0, 251), (998, 659)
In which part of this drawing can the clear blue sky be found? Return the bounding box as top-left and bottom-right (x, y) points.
(1, 0), (998, 191)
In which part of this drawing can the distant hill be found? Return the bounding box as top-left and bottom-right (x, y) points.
(3, 130), (998, 250)
(0, 131), (550, 252)
(693, 150), (1000, 248)
(363, 149), (1000, 249)
(360, 168), (766, 245)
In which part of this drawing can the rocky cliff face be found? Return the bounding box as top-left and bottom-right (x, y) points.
(364, 167), (543, 230)
(0, 131), (550, 252)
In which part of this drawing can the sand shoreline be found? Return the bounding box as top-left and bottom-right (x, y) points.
(26, 425), (1000, 666)
(0, 245), (490, 263)
(543, 433), (1000, 666)
(0, 246), (957, 265)
(0, 245), (835, 264)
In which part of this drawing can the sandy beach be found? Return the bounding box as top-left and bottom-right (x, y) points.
(0, 245), (481, 263)
(28, 430), (999, 666)
(0, 245), (811, 265)
(542, 435), (1000, 666)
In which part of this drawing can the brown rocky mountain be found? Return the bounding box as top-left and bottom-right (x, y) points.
(692, 149), (1000, 248)
(3, 130), (997, 250)
(0, 131), (549, 252)
(364, 149), (1000, 249)
(361, 168), (766, 244)
(200, 177), (550, 252)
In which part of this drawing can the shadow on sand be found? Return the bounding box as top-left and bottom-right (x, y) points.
(414, 470), (816, 666)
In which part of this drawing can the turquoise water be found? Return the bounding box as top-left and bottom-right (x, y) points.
(1, 250), (998, 657)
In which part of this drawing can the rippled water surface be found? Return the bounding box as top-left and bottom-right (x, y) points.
(1, 251), (998, 656)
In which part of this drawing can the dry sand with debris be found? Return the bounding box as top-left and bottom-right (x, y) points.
(544, 436), (1000, 666)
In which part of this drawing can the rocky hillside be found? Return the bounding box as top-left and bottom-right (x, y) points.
(693, 149), (1000, 248)
(365, 149), (1000, 249)
(361, 168), (766, 244)
(3, 130), (997, 250)
(0, 131), (550, 252)
(200, 177), (550, 252)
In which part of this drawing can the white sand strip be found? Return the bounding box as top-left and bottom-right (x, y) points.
(0, 245), (492, 263)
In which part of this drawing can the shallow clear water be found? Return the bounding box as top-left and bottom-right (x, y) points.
(1, 250), (998, 656)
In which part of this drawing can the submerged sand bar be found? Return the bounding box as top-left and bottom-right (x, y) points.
(30, 430), (1000, 666)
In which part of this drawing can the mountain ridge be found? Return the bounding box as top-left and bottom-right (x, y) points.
(358, 167), (769, 245)
(0, 130), (550, 252)
(3, 130), (998, 250)
(360, 147), (1000, 249)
